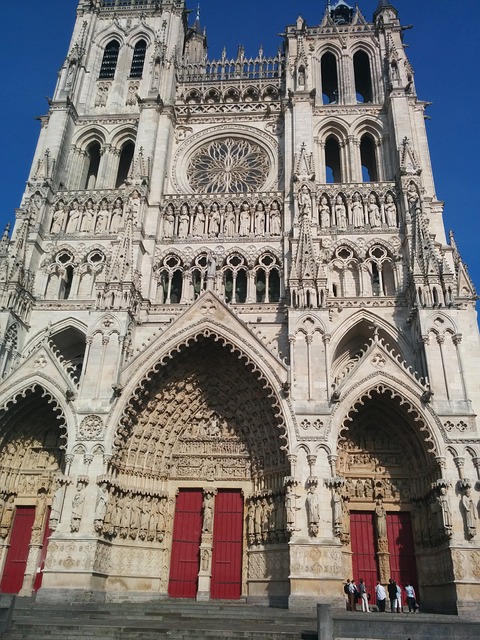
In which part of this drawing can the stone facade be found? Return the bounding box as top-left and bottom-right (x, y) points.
(0, 0), (479, 616)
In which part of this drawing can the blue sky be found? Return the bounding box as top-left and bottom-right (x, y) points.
(1, 1), (479, 294)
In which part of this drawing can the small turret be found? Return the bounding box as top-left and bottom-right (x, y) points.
(184, 4), (207, 64)
(373, 0), (399, 25)
(329, 0), (354, 25)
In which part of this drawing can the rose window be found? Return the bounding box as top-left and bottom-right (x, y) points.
(187, 138), (270, 193)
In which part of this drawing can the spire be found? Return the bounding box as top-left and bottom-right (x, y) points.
(373, 0), (398, 23)
(0, 224), (10, 256)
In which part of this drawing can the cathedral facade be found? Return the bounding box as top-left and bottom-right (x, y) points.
(0, 0), (479, 615)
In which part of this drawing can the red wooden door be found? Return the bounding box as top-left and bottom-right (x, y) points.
(350, 511), (378, 604)
(387, 512), (418, 597)
(0, 506), (35, 594)
(168, 489), (203, 598)
(33, 508), (52, 592)
(211, 490), (243, 600)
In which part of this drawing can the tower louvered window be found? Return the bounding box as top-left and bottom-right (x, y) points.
(99, 40), (120, 79)
(130, 40), (147, 78)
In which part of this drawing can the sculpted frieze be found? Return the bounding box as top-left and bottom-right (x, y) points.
(290, 545), (343, 578)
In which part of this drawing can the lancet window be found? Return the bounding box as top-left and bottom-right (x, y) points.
(83, 142), (101, 190)
(130, 39), (147, 78)
(353, 50), (373, 103)
(321, 52), (339, 104)
(99, 40), (120, 79)
(325, 136), (342, 183)
(115, 141), (135, 188)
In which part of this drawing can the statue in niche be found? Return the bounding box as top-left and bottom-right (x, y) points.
(70, 482), (86, 533)
(119, 495), (131, 538)
(333, 486), (344, 535)
(129, 498), (141, 539)
(94, 481), (108, 533)
(269, 201), (281, 235)
(255, 202), (266, 235)
(298, 185), (312, 219)
(80, 199), (96, 232)
(285, 484), (299, 532)
(375, 498), (387, 539)
(50, 202), (65, 234)
(438, 486), (452, 534)
(50, 482), (64, 530)
(163, 203), (175, 238)
(384, 193), (398, 227)
(201, 548), (211, 572)
(178, 204), (189, 238)
(0, 495), (14, 539)
(239, 202), (251, 236)
(461, 488), (477, 538)
(224, 202), (236, 236)
(128, 190), (141, 220)
(352, 193), (364, 228)
(193, 203), (206, 236)
(110, 198), (123, 232)
(335, 195), (347, 230)
(319, 195), (331, 228)
(247, 501), (255, 544)
(407, 182), (420, 218)
(66, 200), (80, 233)
(208, 203), (221, 236)
(306, 485), (320, 535)
(368, 194), (381, 228)
(95, 199), (109, 233)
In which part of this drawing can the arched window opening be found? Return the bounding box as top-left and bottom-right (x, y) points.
(84, 142), (101, 190)
(99, 40), (120, 79)
(325, 136), (342, 183)
(432, 287), (440, 306)
(371, 262), (381, 296)
(130, 39), (147, 78)
(224, 269), (234, 303)
(321, 53), (339, 104)
(353, 50), (373, 103)
(256, 269), (266, 303)
(115, 141), (135, 188)
(269, 269), (281, 303)
(169, 270), (183, 304)
(360, 135), (378, 182)
(60, 264), (74, 300)
(192, 269), (206, 299)
(236, 270), (247, 303)
(50, 327), (86, 384)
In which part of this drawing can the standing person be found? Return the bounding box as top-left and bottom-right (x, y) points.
(405, 582), (418, 613)
(375, 581), (387, 612)
(358, 579), (370, 612)
(396, 583), (403, 612)
(348, 579), (357, 612)
(344, 579), (351, 610)
(387, 578), (397, 612)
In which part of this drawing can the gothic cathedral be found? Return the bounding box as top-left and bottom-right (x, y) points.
(0, 0), (479, 615)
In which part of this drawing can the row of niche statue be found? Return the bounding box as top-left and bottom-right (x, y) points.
(49, 191), (142, 235)
(162, 200), (282, 239)
(298, 185), (398, 229)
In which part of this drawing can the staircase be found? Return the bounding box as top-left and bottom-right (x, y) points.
(1, 599), (318, 640)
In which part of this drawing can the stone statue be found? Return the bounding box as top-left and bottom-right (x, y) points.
(306, 485), (320, 535)
(269, 201), (282, 235)
(50, 481), (65, 530)
(50, 202), (64, 234)
(177, 204), (189, 238)
(255, 201), (266, 235)
(298, 185), (312, 219)
(224, 202), (236, 236)
(110, 198), (124, 232)
(285, 484), (299, 532)
(384, 193), (397, 227)
(335, 195), (347, 230)
(208, 203), (221, 236)
(375, 498), (387, 539)
(202, 495), (214, 533)
(333, 486), (343, 535)
(94, 481), (108, 533)
(438, 487), (452, 535)
(163, 203), (175, 238)
(368, 194), (381, 228)
(239, 202), (251, 236)
(70, 482), (86, 533)
(193, 203), (206, 236)
(462, 488), (477, 538)
(65, 201), (80, 233)
(319, 195), (331, 228)
(352, 193), (364, 228)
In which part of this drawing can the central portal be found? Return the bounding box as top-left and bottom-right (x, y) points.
(168, 488), (244, 599)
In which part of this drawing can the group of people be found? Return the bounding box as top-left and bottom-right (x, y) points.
(344, 577), (418, 613)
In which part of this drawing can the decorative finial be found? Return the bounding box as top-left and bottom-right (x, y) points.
(196, 3), (200, 23)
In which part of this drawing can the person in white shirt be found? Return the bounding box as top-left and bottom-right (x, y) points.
(375, 581), (387, 612)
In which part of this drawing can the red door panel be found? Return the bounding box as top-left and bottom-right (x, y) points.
(211, 490), (243, 600)
(168, 489), (203, 598)
(387, 512), (418, 597)
(0, 506), (35, 594)
(350, 511), (378, 604)
(33, 508), (52, 592)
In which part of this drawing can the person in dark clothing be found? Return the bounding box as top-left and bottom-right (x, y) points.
(387, 578), (397, 612)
